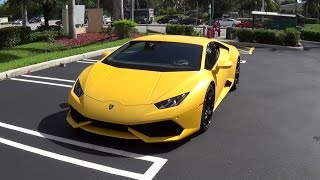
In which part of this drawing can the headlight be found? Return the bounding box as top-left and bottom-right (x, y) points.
(154, 93), (189, 109)
(73, 79), (84, 97)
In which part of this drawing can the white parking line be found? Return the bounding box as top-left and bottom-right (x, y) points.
(21, 75), (75, 83)
(0, 121), (168, 180)
(240, 60), (247, 64)
(0, 137), (143, 180)
(11, 78), (73, 88)
(83, 58), (99, 62)
(77, 60), (95, 64)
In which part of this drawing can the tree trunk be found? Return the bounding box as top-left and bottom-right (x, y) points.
(113, 0), (124, 20)
(43, 4), (50, 29)
(68, 0), (77, 39)
(21, 2), (27, 26)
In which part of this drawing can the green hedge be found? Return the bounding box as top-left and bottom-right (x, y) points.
(37, 25), (62, 32)
(30, 31), (67, 43)
(235, 28), (300, 46)
(100, 27), (115, 35)
(0, 26), (32, 48)
(301, 18), (320, 24)
(300, 30), (320, 42)
(112, 20), (136, 39)
(166, 24), (195, 36)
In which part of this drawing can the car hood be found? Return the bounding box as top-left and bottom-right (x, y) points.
(83, 63), (198, 105)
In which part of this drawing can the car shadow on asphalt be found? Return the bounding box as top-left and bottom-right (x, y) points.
(37, 109), (200, 157)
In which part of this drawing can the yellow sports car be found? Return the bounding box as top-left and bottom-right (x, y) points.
(67, 35), (240, 143)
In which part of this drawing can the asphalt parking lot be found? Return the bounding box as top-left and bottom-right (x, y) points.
(1, 43), (320, 180)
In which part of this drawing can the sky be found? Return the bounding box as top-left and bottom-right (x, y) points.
(0, 0), (5, 5)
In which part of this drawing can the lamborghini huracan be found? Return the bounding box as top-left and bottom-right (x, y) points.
(67, 35), (240, 143)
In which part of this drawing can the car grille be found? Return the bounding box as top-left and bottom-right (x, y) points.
(131, 121), (183, 137)
(70, 106), (183, 137)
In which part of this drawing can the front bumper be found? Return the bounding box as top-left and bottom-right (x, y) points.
(67, 105), (202, 143)
(67, 94), (203, 143)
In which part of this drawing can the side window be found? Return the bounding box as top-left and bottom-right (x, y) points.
(205, 43), (218, 70)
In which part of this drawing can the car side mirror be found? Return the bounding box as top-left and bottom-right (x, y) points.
(217, 60), (232, 69)
(103, 50), (112, 57)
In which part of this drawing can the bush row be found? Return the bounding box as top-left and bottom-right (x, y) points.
(112, 20), (136, 39)
(235, 28), (300, 46)
(166, 24), (202, 36)
(166, 24), (194, 36)
(0, 26), (31, 48)
(36, 25), (62, 32)
(30, 31), (67, 43)
(300, 30), (320, 42)
(301, 18), (320, 24)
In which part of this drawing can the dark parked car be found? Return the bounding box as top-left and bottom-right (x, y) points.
(157, 15), (180, 24)
(29, 17), (43, 24)
(179, 17), (202, 25)
(135, 16), (152, 24)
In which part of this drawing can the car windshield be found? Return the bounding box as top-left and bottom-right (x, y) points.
(103, 41), (203, 72)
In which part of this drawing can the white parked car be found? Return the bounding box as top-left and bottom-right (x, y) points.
(218, 19), (241, 27)
(103, 15), (112, 25)
(12, 19), (22, 25)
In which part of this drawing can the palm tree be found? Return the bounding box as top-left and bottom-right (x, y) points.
(68, 0), (77, 39)
(304, 0), (320, 18)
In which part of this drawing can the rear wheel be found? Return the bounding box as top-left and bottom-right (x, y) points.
(231, 59), (240, 91)
(200, 84), (215, 133)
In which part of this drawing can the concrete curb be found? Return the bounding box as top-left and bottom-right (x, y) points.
(220, 39), (304, 51)
(300, 40), (320, 46)
(0, 46), (121, 81)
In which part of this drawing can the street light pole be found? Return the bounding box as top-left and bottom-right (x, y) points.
(131, 0), (134, 21)
(120, 0), (124, 19)
(317, 3), (320, 20)
(208, 3), (212, 26)
(295, 0), (298, 27)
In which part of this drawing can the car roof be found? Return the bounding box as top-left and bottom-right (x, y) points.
(132, 35), (214, 46)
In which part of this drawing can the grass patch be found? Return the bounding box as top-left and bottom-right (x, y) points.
(0, 38), (130, 72)
(303, 24), (320, 32)
(0, 42), (65, 63)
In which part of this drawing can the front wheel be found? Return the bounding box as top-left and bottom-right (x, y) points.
(200, 84), (215, 133)
(231, 59), (240, 91)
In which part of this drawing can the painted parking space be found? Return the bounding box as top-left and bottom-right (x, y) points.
(0, 63), (167, 180)
(236, 45), (255, 55)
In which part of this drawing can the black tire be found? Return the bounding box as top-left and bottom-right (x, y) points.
(200, 84), (215, 133)
(231, 59), (240, 91)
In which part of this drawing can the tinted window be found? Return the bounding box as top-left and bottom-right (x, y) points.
(103, 41), (203, 72)
(205, 43), (219, 70)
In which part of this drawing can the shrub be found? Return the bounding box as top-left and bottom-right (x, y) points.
(166, 24), (195, 36)
(284, 28), (300, 46)
(275, 30), (286, 45)
(20, 26), (32, 44)
(37, 25), (62, 32)
(235, 29), (254, 42)
(235, 28), (300, 46)
(300, 30), (320, 42)
(301, 18), (320, 24)
(100, 27), (115, 35)
(112, 20), (136, 39)
(253, 29), (277, 44)
(30, 31), (67, 43)
(0, 26), (32, 48)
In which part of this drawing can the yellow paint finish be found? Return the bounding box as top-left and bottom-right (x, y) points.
(67, 35), (240, 143)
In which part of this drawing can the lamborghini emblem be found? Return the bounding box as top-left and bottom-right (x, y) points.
(108, 104), (114, 110)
